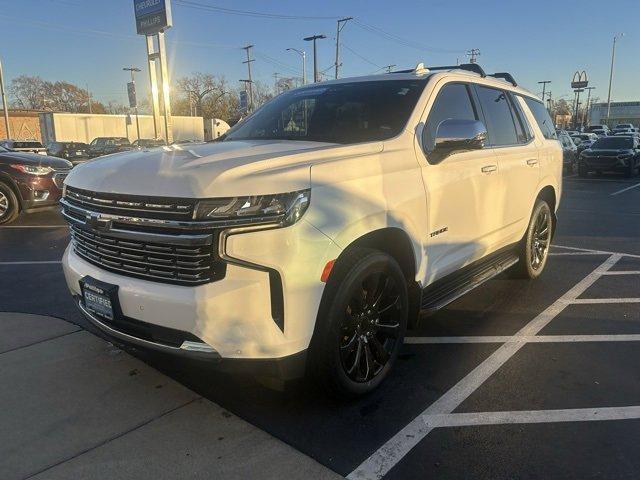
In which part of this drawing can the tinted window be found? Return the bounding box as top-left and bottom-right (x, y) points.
(224, 80), (427, 144)
(507, 93), (531, 144)
(592, 137), (633, 149)
(522, 97), (557, 140)
(424, 83), (477, 152)
(13, 141), (44, 148)
(475, 86), (519, 146)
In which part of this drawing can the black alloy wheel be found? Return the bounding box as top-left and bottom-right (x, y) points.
(530, 206), (551, 271)
(339, 271), (402, 383)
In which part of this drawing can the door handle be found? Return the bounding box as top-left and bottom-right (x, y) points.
(481, 165), (497, 173)
(526, 159), (539, 166)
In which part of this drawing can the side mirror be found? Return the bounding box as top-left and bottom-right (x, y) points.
(430, 119), (487, 161)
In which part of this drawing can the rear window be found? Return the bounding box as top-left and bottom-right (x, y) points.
(13, 141), (44, 149)
(522, 97), (557, 140)
(592, 137), (633, 149)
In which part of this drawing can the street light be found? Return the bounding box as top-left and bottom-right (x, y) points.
(606, 33), (624, 125)
(123, 66), (141, 140)
(303, 34), (326, 83)
(0, 59), (11, 139)
(286, 48), (306, 86)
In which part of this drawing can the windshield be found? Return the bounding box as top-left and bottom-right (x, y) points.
(13, 141), (44, 148)
(592, 137), (633, 149)
(223, 80), (427, 144)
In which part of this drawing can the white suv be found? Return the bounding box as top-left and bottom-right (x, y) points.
(61, 64), (562, 396)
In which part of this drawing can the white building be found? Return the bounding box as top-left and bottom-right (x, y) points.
(589, 102), (640, 127)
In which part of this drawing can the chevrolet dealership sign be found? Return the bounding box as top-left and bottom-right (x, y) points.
(134, 0), (172, 35)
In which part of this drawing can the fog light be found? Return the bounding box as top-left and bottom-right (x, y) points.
(34, 190), (50, 201)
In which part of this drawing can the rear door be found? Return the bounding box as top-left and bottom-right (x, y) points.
(417, 81), (503, 281)
(473, 85), (540, 245)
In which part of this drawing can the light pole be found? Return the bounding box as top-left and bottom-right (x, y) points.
(606, 33), (624, 125)
(304, 34), (326, 83)
(334, 17), (353, 79)
(583, 86), (595, 127)
(0, 58), (11, 139)
(286, 48), (306, 86)
(123, 67), (141, 141)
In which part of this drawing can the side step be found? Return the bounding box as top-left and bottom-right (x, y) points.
(420, 250), (519, 315)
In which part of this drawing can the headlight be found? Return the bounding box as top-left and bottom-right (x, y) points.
(10, 164), (54, 175)
(195, 189), (310, 226)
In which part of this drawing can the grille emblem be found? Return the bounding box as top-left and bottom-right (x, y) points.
(85, 213), (111, 231)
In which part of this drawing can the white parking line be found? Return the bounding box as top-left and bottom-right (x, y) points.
(405, 334), (640, 344)
(602, 270), (640, 275)
(611, 182), (640, 196)
(1, 225), (67, 228)
(572, 298), (640, 304)
(422, 406), (640, 428)
(0, 261), (62, 265)
(549, 252), (605, 256)
(553, 244), (640, 259)
(348, 254), (622, 480)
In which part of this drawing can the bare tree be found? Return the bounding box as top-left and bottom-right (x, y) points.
(9, 75), (105, 113)
(9, 75), (47, 109)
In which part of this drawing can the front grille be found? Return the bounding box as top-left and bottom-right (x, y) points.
(65, 186), (195, 220)
(69, 224), (225, 286)
(53, 171), (69, 188)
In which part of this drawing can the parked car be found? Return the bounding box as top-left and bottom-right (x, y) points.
(579, 135), (640, 177)
(0, 146), (72, 225)
(570, 133), (598, 144)
(613, 123), (635, 133)
(585, 125), (609, 137)
(87, 137), (133, 158)
(132, 138), (167, 149)
(558, 130), (578, 173)
(0, 139), (47, 155)
(576, 139), (596, 156)
(47, 141), (90, 165)
(61, 64), (562, 396)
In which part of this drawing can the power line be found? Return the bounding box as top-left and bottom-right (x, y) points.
(340, 43), (382, 70)
(466, 48), (480, 63)
(174, 0), (339, 20)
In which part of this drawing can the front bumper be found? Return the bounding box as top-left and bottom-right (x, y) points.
(16, 174), (64, 210)
(63, 218), (342, 363)
(581, 156), (631, 171)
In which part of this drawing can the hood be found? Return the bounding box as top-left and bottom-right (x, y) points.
(0, 151), (72, 169)
(65, 139), (383, 198)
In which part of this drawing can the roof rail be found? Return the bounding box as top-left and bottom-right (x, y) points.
(389, 63), (486, 77)
(489, 72), (517, 86)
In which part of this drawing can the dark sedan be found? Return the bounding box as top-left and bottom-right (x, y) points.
(47, 141), (90, 165)
(579, 136), (640, 177)
(87, 137), (133, 158)
(0, 146), (72, 225)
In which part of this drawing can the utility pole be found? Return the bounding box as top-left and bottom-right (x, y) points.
(573, 88), (584, 129)
(304, 34), (327, 83)
(583, 86), (595, 127)
(286, 48), (306, 86)
(273, 73), (280, 94)
(334, 17), (352, 79)
(0, 58), (11, 139)
(383, 64), (397, 73)
(242, 45), (255, 112)
(123, 67), (142, 141)
(467, 48), (480, 64)
(86, 83), (93, 114)
(606, 33), (624, 125)
(538, 80), (551, 102)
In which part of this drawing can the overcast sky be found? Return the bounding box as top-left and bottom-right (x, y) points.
(0, 0), (638, 106)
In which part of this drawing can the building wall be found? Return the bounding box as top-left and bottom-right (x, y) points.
(589, 102), (640, 127)
(0, 110), (44, 141)
(39, 113), (204, 144)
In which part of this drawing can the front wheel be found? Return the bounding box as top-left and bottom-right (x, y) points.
(309, 248), (408, 398)
(0, 182), (19, 225)
(510, 199), (553, 280)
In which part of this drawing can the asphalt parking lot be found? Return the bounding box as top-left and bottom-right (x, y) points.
(1, 173), (640, 479)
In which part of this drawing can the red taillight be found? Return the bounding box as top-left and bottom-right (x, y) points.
(320, 260), (335, 283)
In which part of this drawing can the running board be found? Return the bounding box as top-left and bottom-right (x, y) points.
(420, 250), (519, 314)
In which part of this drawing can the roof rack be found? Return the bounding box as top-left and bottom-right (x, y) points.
(390, 62), (486, 77)
(489, 72), (517, 86)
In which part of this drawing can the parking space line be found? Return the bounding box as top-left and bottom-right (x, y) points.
(0, 261), (62, 265)
(348, 254), (622, 480)
(553, 244), (640, 259)
(611, 183), (640, 196)
(571, 298), (640, 304)
(549, 252), (606, 256)
(602, 270), (640, 275)
(1, 225), (67, 228)
(405, 334), (640, 344)
(422, 406), (640, 429)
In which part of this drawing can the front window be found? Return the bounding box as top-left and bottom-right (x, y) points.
(223, 80), (427, 144)
(592, 137), (633, 149)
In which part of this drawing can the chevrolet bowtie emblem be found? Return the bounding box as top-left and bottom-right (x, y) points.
(85, 213), (111, 231)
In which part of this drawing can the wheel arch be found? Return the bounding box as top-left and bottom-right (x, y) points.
(536, 184), (557, 239)
(0, 172), (23, 211)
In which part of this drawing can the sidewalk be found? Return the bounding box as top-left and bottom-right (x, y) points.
(0, 312), (341, 480)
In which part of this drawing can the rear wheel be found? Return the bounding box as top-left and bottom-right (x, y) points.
(624, 158), (638, 178)
(578, 161), (588, 177)
(309, 248), (408, 398)
(0, 182), (19, 225)
(510, 199), (552, 280)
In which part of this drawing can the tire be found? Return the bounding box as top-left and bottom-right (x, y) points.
(624, 159), (637, 178)
(0, 182), (19, 225)
(510, 199), (553, 280)
(309, 247), (408, 398)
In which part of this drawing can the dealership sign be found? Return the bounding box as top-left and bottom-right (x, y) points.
(134, 0), (172, 35)
(571, 70), (588, 89)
